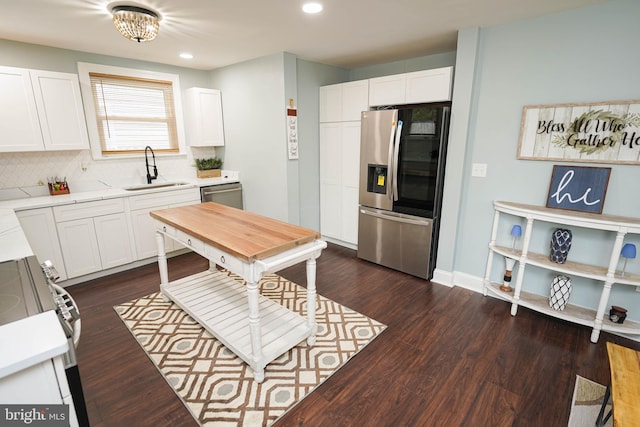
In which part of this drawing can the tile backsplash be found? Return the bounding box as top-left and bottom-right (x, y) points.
(0, 149), (206, 189)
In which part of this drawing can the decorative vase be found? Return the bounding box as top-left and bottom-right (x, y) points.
(550, 228), (572, 264)
(549, 275), (572, 311)
(500, 257), (517, 293)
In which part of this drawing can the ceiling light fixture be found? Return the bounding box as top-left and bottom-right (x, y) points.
(111, 5), (160, 43)
(302, 2), (323, 14)
(179, 53), (194, 59)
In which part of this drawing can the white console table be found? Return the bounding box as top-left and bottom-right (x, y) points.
(484, 201), (640, 343)
(151, 202), (326, 383)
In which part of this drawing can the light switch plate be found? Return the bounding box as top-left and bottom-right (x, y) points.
(471, 163), (487, 177)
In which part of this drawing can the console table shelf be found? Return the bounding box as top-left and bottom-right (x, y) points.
(484, 201), (640, 343)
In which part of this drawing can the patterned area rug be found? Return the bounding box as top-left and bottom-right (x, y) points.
(567, 375), (611, 427)
(114, 271), (386, 426)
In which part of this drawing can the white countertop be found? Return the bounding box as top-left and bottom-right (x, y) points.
(0, 208), (34, 261)
(0, 172), (239, 262)
(0, 311), (69, 379)
(0, 173), (240, 212)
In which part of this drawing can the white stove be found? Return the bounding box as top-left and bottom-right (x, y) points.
(0, 256), (88, 426)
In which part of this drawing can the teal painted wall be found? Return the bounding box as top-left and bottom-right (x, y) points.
(449, 0), (640, 316)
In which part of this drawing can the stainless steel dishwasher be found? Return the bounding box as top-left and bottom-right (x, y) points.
(200, 182), (243, 209)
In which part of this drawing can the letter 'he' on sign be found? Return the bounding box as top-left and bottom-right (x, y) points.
(546, 165), (611, 214)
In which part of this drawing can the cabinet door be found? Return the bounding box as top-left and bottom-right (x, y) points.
(319, 123), (341, 239)
(57, 219), (102, 278)
(30, 70), (90, 150)
(16, 208), (68, 281)
(319, 84), (342, 123)
(341, 80), (369, 121)
(0, 359), (65, 404)
(0, 66), (44, 152)
(131, 206), (171, 260)
(405, 67), (453, 104)
(368, 74), (406, 107)
(340, 122), (361, 244)
(186, 87), (225, 146)
(94, 212), (135, 269)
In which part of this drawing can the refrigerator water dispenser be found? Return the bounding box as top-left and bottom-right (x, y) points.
(366, 164), (388, 194)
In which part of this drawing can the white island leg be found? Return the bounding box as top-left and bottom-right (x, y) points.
(155, 231), (170, 302)
(246, 279), (265, 383)
(306, 257), (318, 346)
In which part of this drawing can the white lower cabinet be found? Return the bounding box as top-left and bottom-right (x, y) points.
(14, 187), (201, 282)
(129, 188), (201, 260)
(56, 218), (102, 278)
(53, 199), (134, 279)
(15, 207), (68, 280)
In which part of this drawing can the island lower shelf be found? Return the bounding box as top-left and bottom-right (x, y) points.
(485, 282), (640, 336)
(161, 269), (312, 368)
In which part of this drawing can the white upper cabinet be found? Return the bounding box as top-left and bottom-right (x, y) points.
(319, 79), (369, 122)
(0, 67), (45, 151)
(0, 66), (89, 152)
(185, 87), (225, 146)
(30, 70), (90, 150)
(369, 66), (453, 107)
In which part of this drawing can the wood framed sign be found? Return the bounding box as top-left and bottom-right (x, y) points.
(546, 165), (611, 214)
(518, 100), (640, 164)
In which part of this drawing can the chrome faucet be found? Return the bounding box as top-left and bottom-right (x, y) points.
(145, 146), (158, 184)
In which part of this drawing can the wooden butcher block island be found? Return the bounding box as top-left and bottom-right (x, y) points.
(150, 202), (326, 383)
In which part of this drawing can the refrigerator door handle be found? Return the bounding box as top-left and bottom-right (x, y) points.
(392, 120), (403, 201)
(360, 207), (431, 226)
(386, 121), (396, 201)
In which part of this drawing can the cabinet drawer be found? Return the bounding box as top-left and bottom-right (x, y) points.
(175, 229), (204, 253)
(53, 198), (124, 222)
(128, 188), (200, 210)
(205, 244), (243, 274)
(155, 220), (176, 238)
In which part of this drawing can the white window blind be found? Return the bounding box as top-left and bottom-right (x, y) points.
(88, 72), (179, 154)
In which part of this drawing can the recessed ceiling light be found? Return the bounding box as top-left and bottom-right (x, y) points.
(302, 2), (323, 14)
(179, 53), (193, 59)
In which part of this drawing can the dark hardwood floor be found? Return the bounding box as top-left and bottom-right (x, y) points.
(68, 243), (640, 426)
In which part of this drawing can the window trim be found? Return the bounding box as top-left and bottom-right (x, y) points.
(77, 62), (187, 160)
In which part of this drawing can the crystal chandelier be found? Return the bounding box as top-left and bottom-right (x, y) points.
(111, 5), (159, 43)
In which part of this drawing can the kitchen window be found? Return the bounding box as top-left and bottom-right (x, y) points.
(77, 62), (187, 159)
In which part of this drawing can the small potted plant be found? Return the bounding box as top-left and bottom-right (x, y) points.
(194, 157), (223, 178)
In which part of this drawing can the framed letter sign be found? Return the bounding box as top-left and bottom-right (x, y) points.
(546, 165), (611, 214)
(518, 100), (640, 164)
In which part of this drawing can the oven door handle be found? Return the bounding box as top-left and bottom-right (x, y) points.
(50, 282), (81, 348)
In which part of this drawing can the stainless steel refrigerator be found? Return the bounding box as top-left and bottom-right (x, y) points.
(357, 105), (450, 279)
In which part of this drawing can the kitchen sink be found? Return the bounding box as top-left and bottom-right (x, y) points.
(123, 181), (193, 191)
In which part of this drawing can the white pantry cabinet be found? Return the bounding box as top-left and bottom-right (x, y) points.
(0, 66), (89, 152)
(53, 199), (134, 278)
(318, 79), (367, 248)
(15, 207), (68, 281)
(319, 121), (361, 246)
(368, 66), (453, 107)
(185, 87), (225, 146)
(319, 79), (369, 123)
